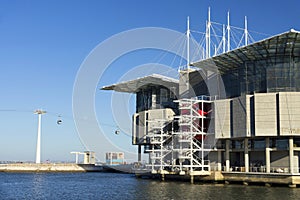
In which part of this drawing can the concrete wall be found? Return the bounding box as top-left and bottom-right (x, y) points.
(246, 95), (254, 137)
(279, 92), (300, 136)
(208, 151), (219, 169)
(213, 92), (300, 138)
(214, 95), (252, 139)
(132, 109), (174, 145)
(148, 108), (174, 132)
(132, 111), (147, 145)
(214, 99), (231, 139)
(232, 96), (247, 138)
(293, 152), (299, 173)
(254, 93), (277, 136)
(179, 69), (195, 98)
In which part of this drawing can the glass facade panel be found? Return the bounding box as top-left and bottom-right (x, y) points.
(191, 36), (300, 98)
(222, 70), (240, 98)
(136, 86), (178, 112)
(136, 89), (152, 112)
(276, 139), (288, 150)
(221, 55), (299, 98)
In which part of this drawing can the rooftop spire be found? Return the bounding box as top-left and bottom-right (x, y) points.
(187, 16), (190, 69)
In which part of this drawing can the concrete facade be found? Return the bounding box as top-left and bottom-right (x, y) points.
(279, 92), (300, 136)
(212, 92), (300, 176)
(254, 93), (277, 136)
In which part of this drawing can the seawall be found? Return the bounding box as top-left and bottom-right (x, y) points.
(0, 163), (103, 172)
(137, 171), (300, 187)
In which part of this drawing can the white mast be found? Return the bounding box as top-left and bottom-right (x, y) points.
(222, 24), (226, 53)
(214, 44), (217, 56)
(244, 16), (248, 46)
(206, 7), (211, 58)
(187, 16), (190, 69)
(35, 109), (46, 164)
(227, 11), (230, 52)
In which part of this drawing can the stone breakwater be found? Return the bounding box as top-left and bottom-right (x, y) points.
(0, 163), (103, 172)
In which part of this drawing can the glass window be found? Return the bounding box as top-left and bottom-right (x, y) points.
(276, 139), (288, 150)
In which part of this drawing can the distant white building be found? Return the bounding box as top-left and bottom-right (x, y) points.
(106, 152), (125, 165)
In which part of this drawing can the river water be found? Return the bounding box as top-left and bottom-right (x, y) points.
(0, 172), (299, 199)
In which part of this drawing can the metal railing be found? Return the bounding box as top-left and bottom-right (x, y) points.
(209, 165), (300, 174)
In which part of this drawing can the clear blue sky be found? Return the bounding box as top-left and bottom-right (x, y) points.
(0, 0), (299, 162)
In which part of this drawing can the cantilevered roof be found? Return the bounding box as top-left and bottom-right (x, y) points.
(191, 29), (300, 74)
(101, 74), (179, 93)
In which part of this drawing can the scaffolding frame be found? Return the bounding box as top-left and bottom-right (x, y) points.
(147, 119), (173, 173)
(146, 96), (215, 175)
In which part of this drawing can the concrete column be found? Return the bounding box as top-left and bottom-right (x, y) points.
(244, 138), (249, 172)
(133, 114), (137, 144)
(90, 152), (95, 164)
(217, 150), (222, 171)
(84, 152), (90, 164)
(265, 137), (270, 173)
(138, 145), (142, 162)
(225, 140), (230, 172)
(151, 90), (157, 109)
(161, 173), (165, 181)
(190, 175), (194, 184)
(289, 137), (294, 173)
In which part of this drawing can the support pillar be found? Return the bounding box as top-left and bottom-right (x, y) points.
(138, 145), (142, 162)
(36, 113), (42, 164)
(161, 174), (165, 181)
(217, 150), (222, 171)
(190, 175), (194, 184)
(289, 137), (294, 173)
(34, 110), (46, 164)
(244, 138), (249, 172)
(265, 137), (270, 173)
(225, 140), (230, 172)
(75, 153), (79, 164)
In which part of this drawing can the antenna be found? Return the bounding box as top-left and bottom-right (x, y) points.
(244, 16), (248, 46)
(187, 16), (190, 69)
(34, 109), (46, 164)
(214, 44), (217, 56)
(222, 24), (226, 53)
(206, 7), (211, 58)
(227, 11), (230, 52)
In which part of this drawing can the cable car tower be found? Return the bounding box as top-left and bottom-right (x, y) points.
(34, 109), (46, 164)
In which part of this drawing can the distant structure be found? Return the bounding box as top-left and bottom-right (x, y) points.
(70, 151), (95, 164)
(34, 109), (46, 164)
(106, 152), (125, 165)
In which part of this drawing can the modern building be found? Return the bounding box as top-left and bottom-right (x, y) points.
(191, 29), (300, 175)
(102, 16), (300, 184)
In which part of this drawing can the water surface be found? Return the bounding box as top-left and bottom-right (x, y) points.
(0, 172), (299, 199)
